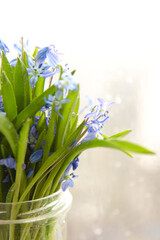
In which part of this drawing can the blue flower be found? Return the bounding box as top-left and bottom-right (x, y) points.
(60, 157), (79, 191)
(36, 45), (60, 68)
(29, 149), (44, 163)
(26, 168), (34, 178)
(83, 98), (114, 141)
(71, 157), (79, 170)
(0, 157), (16, 170)
(61, 176), (74, 191)
(85, 98), (113, 124)
(0, 95), (5, 115)
(54, 65), (78, 97)
(84, 121), (104, 141)
(60, 171), (78, 191)
(28, 124), (39, 151)
(0, 40), (9, 54)
(27, 57), (56, 88)
(44, 90), (71, 119)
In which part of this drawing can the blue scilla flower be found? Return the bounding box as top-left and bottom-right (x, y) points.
(60, 157), (79, 191)
(28, 124), (39, 151)
(84, 121), (104, 141)
(96, 98), (113, 122)
(85, 98), (113, 125)
(2, 161), (25, 183)
(0, 95), (5, 115)
(26, 168), (34, 178)
(28, 116), (41, 151)
(54, 65), (78, 98)
(71, 157), (79, 171)
(44, 90), (71, 119)
(0, 40), (9, 54)
(29, 149), (44, 163)
(36, 45), (60, 68)
(27, 57), (56, 88)
(60, 164), (78, 191)
(0, 157), (16, 170)
(61, 173), (78, 191)
(83, 98), (114, 142)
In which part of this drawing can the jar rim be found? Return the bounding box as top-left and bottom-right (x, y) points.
(0, 189), (72, 224)
(0, 189), (64, 205)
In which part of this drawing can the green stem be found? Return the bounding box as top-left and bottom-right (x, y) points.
(0, 166), (3, 201)
(36, 163), (62, 199)
(7, 168), (14, 183)
(21, 37), (24, 63)
(10, 119), (31, 240)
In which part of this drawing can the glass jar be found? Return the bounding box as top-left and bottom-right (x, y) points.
(0, 189), (72, 240)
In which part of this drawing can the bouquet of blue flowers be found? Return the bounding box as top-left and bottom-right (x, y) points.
(0, 38), (153, 239)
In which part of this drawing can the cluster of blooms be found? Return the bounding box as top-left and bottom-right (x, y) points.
(0, 39), (112, 191)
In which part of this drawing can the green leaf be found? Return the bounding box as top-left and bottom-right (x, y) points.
(51, 138), (154, 192)
(0, 114), (19, 158)
(71, 138), (154, 156)
(13, 84), (56, 130)
(38, 162), (62, 198)
(36, 112), (48, 134)
(108, 130), (132, 139)
(32, 47), (38, 57)
(34, 129), (46, 152)
(1, 71), (17, 120)
(27, 129), (47, 188)
(107, 139), (155, 154)
(54, 88), (79, 150)
(71, 69), (76, 75)
(1, 51), (14, 84)
(19, 120), (86, 202)
(65, 94), (80, 141)
(65, 114), (79, 143)
(0, 143), (9, 158)
(9, 118), (30, 238)
(5, 183), (15, 203)
(14, 58), (30, 113)
(70, 95), (80, 130)
(0, 166), (4, 202)
(23, 51), (29, 68)
(41, 103), (56, 163)
(13, 119), (31, 203)
(34, 77), (45, 98)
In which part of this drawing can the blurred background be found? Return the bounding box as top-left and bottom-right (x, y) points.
(1, 0), (160, 239)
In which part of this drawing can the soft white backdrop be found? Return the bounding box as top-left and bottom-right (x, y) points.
(1, 0), (160, 239)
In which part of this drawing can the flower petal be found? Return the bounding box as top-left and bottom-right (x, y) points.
(47, 50), (60, 68)
(36, 47), (50, 65)
(30, 75), (38, 88)
(0, 40), (9, 53)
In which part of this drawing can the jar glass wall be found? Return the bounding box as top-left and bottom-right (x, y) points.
(0, 189), (72, 240)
